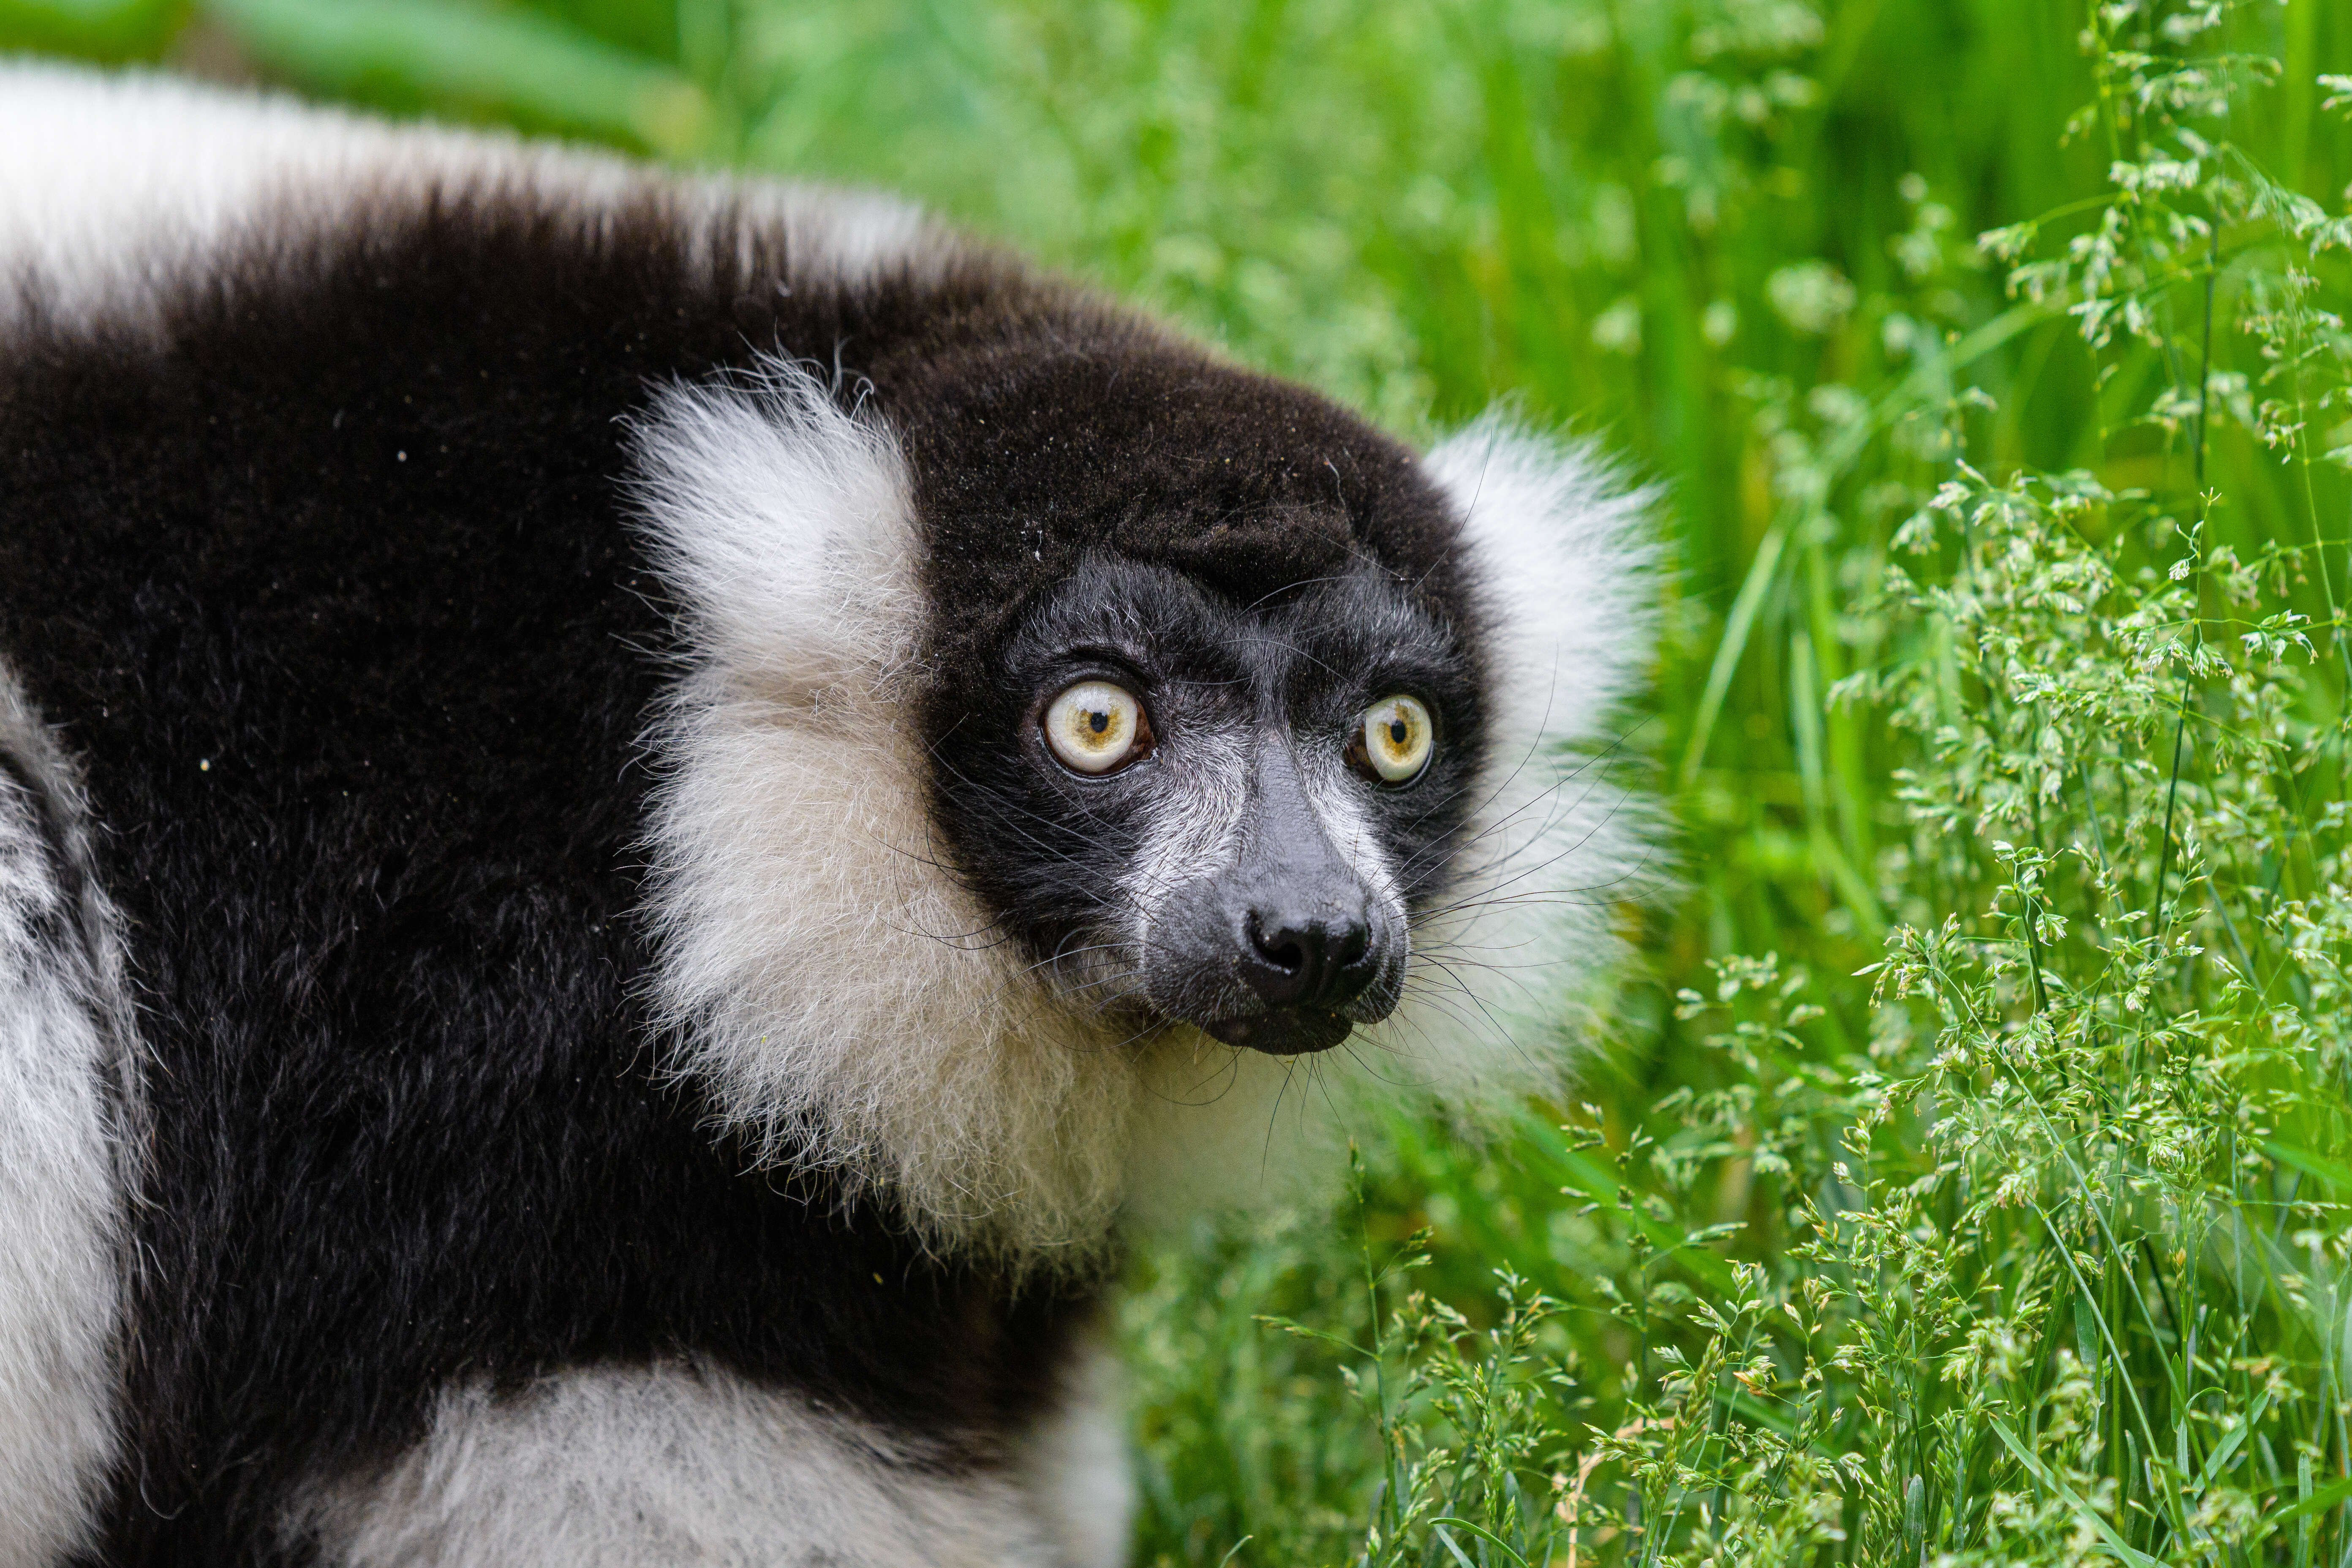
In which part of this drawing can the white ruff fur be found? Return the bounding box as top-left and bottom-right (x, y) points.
(636, 365), (1162, 1257)
(290, 1360), (1120, 1568)
(1016, 1341), (1136, 1568)
(1353, 416), (1661, 1105)
(634, 377), (1655, 1256)
(0, 675), (140, 1568)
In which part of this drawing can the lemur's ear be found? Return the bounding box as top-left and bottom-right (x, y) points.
(1422, 411), (1657, 758)
(630, 362), (921, 704)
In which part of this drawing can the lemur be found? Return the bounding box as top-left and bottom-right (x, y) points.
(0, 62), (1653, 1568)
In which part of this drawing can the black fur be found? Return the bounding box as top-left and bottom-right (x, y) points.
(0, 182), (1488, 1563)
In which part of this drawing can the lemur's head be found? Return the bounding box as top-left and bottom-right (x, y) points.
(633, 286), (1652, 1261)
(897, 338), (1488, 1061)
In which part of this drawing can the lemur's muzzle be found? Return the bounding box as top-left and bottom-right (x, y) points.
(1147, 738), (1404, 1056)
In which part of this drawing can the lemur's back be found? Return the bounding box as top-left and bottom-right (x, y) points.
(0, 63), (1650, 1568)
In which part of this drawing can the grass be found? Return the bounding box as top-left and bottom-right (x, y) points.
(16, 0), (2352, 1560)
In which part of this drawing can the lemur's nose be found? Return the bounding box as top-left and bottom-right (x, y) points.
(1242, 906), (1376, 1010)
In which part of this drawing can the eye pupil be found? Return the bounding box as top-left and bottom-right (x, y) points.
(1388, 719), (1408, 745)
(1089, 710), (1109, 734)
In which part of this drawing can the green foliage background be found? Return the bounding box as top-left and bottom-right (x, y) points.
(17, 0), (2352, 1560)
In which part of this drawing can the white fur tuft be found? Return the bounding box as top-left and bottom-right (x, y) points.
(0, 671), (141, 1567)
(1432, 413), (1659, 753)
(1360, 414), (1661, 1105)
(1015, 1338), (1136, 1568)
(0, 61), (933, 338)
(635, 362), (1145, 1258)
(291, 1362), (1078, 1567)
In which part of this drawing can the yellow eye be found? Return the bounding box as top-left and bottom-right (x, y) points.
(1353, 694), (1434, 784)
(1043, 680), (1153, 774)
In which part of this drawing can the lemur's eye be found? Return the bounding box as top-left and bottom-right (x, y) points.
(1349, 694), (1435, 785)
(1043, 680), (1154, 775)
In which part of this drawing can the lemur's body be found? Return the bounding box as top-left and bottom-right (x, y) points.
(0, 66), (1652, 1567)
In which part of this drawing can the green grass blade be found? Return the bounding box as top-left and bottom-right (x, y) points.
(203, 0), (711, 153)
(2258, 1477), (2352, 1543)
(0, 0), (174, 53)
(1677, 518), (1790, 792)
(1428, 1518), (1530, 1568)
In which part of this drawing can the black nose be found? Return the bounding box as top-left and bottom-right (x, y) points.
(1241, 909), (1376, 1011)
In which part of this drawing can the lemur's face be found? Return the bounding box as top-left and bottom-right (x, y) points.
(935, 555), (1486, 1056)
(899, 339), (1489, 1058)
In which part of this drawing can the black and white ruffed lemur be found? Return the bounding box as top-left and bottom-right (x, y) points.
(0, 63), (1655, 1568)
